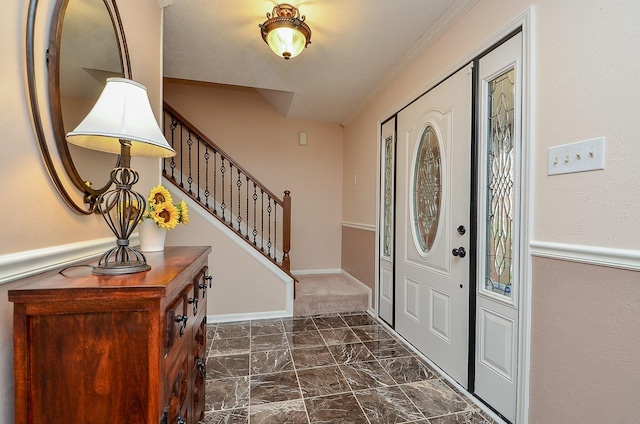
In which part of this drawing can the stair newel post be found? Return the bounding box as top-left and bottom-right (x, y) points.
(282, 190), (291, 273)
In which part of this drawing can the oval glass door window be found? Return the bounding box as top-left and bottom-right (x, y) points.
(413, 125), (442, 253)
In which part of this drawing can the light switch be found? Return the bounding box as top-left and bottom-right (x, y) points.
(547, 137), (605, 175)
(299, 132), (307, 146)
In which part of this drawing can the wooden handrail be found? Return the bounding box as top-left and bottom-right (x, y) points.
(163, 102), (284, 206)
(162, 101), (294, 284)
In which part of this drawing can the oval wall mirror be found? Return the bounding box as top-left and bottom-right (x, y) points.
(26, 0), (131, 214)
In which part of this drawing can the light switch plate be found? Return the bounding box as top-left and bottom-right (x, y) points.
(547, 137), (605, 175)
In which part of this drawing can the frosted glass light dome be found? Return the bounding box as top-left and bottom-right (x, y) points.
(259, 4), (311, 60)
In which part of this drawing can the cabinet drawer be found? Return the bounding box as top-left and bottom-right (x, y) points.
(165, 295), (186, 351)
(166, 266), (209, 351)
(192, 316), (207, 422)
(162, 356), (190, 424)
(193, 266), (210, 302)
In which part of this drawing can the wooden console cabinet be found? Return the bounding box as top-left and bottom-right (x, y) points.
(9, 246), (211, 424)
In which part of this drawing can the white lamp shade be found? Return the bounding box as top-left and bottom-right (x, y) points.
(66, 78), (176, 158)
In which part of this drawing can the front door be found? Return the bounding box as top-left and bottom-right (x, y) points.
(395, 64), (472, 385)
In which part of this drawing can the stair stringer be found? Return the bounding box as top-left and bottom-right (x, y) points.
(165, 185), (294, 323)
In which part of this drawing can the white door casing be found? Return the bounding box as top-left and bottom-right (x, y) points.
(395, 64), (472, 386)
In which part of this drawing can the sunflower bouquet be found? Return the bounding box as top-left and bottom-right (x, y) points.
(140, 185), (189, 230)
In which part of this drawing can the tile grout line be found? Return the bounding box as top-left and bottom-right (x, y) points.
(205, 313), (490, 424)
(288, 316), (316, 424)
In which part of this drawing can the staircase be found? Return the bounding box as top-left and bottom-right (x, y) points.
(160, 103), (371, 317)
(161, 102), (296, 285)
(293, 273), (369, 316)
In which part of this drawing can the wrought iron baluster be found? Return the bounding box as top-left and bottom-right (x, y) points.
(168, 117), (177, 180)
(274, 205), (277, 261)
(236, 169), (242, 234)
(204, 145), (210, 208)
(245, 176), (250, 240)
(187, 130), (193, 194)
(220, 157), (226, 221)
(179, 123), (184, 187)
(267, 196), (272, 257)
(196, 137), (201, 200)
(252, 183), (258, 245)
(229, 163), (234, 227)
(162, 112), (167, 175)
(213, 151), (217, 215)
(260, 189), (264, 252)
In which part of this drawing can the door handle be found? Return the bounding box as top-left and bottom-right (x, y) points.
(452, 247), (466, 258)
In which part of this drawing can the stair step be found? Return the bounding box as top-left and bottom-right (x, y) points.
(293, 274), (369, 316)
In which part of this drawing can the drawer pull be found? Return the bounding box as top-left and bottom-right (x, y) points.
(197, 358), (206, 379)
(175, 315), (188, 337)
(188, 297), (198, 316)
(199, 275), (213, 296)
(176, 416), (186, 424)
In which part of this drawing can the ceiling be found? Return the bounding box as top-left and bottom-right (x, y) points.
(162, 0), (475, 125)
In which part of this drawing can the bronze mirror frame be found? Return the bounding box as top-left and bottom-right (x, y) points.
(26, 0), (131, 214)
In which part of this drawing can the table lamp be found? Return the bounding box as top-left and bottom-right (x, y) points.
(67, 78), (176, 275)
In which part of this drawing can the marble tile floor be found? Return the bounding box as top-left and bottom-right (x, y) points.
(203, 312), (498, 424)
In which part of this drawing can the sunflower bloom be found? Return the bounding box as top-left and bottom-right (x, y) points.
(151, 202), (179, 229)
(148, 185), (172, 206)
(120, 199), (140, 222)
(178, 200), (189, 224)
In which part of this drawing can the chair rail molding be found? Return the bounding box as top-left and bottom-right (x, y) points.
(341, 221), (376, 232)
(530, 240), (640, 272)
(0, 235), (137, 285)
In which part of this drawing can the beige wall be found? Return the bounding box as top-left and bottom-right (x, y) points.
(164, 80), (344, 271)
(342, 0), (640, 421)
(341, 226), (375, 308)
(0, 1), (163, 422)
(530, 257), (640, 423)
(166, 191), (289, 319)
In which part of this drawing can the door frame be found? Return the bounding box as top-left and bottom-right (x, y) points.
(375, 8), (534, 424)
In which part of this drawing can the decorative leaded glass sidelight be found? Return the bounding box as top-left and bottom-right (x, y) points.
(382, 136), (394, 257)
(485, 69), (515, 297)
(413, 126), (441, 253)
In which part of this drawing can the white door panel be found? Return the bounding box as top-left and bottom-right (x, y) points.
(475, 32), (523, 422)
(395, 64), (472, 386)
(378, 118), (395, 326)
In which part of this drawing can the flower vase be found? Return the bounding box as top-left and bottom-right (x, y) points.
(139, 219), (166, 252)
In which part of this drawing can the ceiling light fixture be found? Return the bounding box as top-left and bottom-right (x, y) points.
(259, 3), (311, 60)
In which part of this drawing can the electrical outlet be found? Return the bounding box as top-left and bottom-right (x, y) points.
(547, 137), (605, 175)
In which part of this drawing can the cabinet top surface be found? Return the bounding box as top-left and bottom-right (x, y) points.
(8, 246), (211, 302)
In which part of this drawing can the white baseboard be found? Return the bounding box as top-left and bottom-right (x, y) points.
(207, 309), (292, 324)
(291, 268), (342, 276)
(341, 269), (373, 312)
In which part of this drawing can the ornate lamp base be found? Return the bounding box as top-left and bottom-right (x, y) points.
(93, 141), (150, 276)
(92, 245), (151, 275)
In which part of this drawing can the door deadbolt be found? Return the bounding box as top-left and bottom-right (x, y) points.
(457, 225), (466, 235)
(452, 247), (466, 258)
